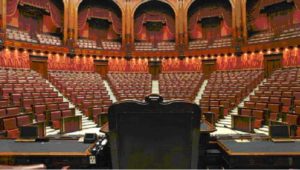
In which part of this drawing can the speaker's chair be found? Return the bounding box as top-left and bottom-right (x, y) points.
(108, 94), (201, 169)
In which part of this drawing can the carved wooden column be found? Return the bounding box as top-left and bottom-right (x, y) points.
(1, 0), (7, 32)
(241, 0), (248, 42)
(63, 0), (69, 44)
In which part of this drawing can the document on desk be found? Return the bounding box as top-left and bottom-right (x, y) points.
(234, 139), (251, 143)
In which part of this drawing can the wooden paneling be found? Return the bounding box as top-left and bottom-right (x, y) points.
(94, 59), (109, 79)
(30, 55), (48, 78)
(148, 60), (162, 80)
(264, 53), (283, 78)
(202, 59), (217, 79)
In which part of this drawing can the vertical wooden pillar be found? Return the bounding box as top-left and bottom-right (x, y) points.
(1, 0), (7, 32)
(30, 55), (48, 79)
(94, 59), (109, 79)
(202, 59), (217, 79)
(148, 60), (162, 80)
(264, 53), (283, 78)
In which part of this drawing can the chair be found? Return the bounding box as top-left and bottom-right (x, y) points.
(50, 111), (62, 129)
(3, 118), (20, 138)
(108, 95), (200, 169)
(17, 115), (32, 126)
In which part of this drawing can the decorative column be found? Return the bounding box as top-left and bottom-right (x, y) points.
(1, 0), (7, 32)
(241, 0), (248, 42)
(63, 0), (69, 44)
(177, 0), (185, 51)
(72, 0), (82, 46)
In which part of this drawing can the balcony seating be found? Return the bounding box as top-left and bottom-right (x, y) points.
(208, 38), (232, 48)
(275, 26), (300, 41)
(102, 41), (121, 50)
(77, 39), (100, 49)
(200, 69), (264, 124)
(188, 40), (208, 50)
(48, 71), (111, 125)
(37, 34), (62, 46)
(248, 32), (274, 44)
(157, 42), (176, 51)
(134, 42), (175, 51)
(135, 42), (154, 51)
(159, 72), (204, 101)
(6, 28), (38, 43)
(107, 72), (152, 101)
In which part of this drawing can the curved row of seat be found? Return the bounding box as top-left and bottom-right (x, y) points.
(238, 67), (300, 135)
(107, 72), (152, 101)
(200, 69), (264, 124)
(0, 68), (81, 138)
(48, 71), (112, 126)
(159, 72), (204, 101)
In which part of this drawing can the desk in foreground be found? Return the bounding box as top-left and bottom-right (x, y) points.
(0, 139), (94, 168)
(218, 139), (300, 168)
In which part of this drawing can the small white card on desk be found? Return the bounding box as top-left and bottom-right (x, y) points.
(235, 139), (251, 143)
(78, 137), (84, 143)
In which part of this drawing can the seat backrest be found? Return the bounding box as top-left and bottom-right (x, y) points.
(50, 111), (61, 120)
(6, 107), (20, 115)
(0, 109), (6, 117)
(3, 118), (17, 130)
(252, 110), (264, 119)
(34, 105), (46, 114)
(59, 102), (69, 110)
(108, 95), (200, 169)
(17, 115), (31, 126)
(62, 110), (72, 117)
(241, 108), (252, 116)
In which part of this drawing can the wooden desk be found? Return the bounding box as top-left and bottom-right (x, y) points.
(218, 139), (300, 168)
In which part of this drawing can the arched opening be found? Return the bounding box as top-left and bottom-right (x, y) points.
(6, 0), (64, 45)
(187, 0), (232, 49)
(134, 1), (175, 51)
(247, 0), (300, 44)
(78, 0), (122, 50)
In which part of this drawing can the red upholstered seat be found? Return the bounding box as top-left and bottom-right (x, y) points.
(62, 110), (72, 117)
(103, 100), (113, 106)
(0, 109), (6, 117)
(241, 108), (252, 116)
(17, 115), (31, 126)
(47, 103), (58, 111)
(244, 101), (255, 109)
(294, 92), (300, 100)
(59, 103), (69, 110)
(286, 114), (298, 125)
(3, 118), (20, 138)
(269, 97), (280, 103)
(34, 105), (46, 115)
(6, 107), (20, 115)
(255, 102), (267, 110)
(51, 111), (62, 129)
(12, 93), (22, 105)
(210, 107), (220, 119)
(253, 110), (264, 128)
(210, 101), (219, 107)
(36, 114), (45, 122)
